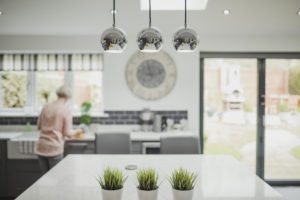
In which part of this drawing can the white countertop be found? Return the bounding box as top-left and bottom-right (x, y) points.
(130, 131), (195, 141)
(16, 155), (283, 200)
(0, 132), (22, 140)
(9, 132), (96, 142)
(5, 131), (195, 142)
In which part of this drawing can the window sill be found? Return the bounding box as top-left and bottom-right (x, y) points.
(0, 112), (109, 118)
(72, 112), (109, 118)
(0, 112), (37, 117)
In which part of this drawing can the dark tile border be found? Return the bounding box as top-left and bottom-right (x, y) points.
(0, 110), (188, 125)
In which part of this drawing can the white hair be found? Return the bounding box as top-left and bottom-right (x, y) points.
(56, 86), (72, 99)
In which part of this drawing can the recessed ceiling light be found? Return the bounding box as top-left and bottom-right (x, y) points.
(110, 9), (117, 14)
(223, 9), (230, 15)
(0, 11), (3, 16)
(297, 11), (300, 16)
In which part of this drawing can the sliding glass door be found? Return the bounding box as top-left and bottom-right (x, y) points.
(265, 59), (300, 180)
(200, 53), (300, 185)
(203, 58), (257, 172)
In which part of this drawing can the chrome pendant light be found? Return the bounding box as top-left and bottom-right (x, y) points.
(137, 0), (163, 53)
(173, 0), (199, 52)
(101, 0), (127, 53)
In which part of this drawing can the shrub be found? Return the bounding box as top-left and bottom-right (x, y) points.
(278, 103), (289, 113)
(289, 64), (300, 95)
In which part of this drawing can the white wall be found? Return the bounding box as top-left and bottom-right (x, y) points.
(103, 35), (199, 134)
(0, 34), (300, 134)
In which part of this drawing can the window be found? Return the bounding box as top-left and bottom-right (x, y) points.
(265, 59), (300, 180)
(200, 53), (300, 186)
(0, 71), (28, 109)
(0, 54), (104, 115)
(35, 72), (65, 110)
(203, 58), (257, 172)
(73, 72), (103, 113)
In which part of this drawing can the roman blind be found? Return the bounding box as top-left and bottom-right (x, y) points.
(0, 54), (103, 71)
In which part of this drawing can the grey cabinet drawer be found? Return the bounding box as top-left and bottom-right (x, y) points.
(132, 142), (142, 154)
(64, 141), (95, 155)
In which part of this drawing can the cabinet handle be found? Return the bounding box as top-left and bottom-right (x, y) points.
(66, 143), (88, 147)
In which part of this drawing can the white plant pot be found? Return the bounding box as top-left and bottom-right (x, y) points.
(137, 188), (158, 200)
(101, 188), (123, 200)
(172, 188), (194, 200)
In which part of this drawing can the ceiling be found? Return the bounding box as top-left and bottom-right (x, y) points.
(0, 0), (299, 36)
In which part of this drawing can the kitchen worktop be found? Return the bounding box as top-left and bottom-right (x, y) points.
(16, 155), (284, 200)
(9, 132), (96, 142)
(0, 132), (22, 140)
(2, 131), (195, 142)
(2, 131), (195, 159)
(130, 131), (195, 141)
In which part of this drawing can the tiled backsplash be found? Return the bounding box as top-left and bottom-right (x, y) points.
(0, 110), (188, 125)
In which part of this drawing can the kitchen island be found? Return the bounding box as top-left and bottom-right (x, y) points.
(0, 131), (195, 198)
(16, 154), (283, 200)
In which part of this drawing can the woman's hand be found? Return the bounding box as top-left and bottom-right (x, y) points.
(72, 129), (85, 139)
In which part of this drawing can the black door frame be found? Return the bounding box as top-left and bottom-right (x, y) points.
(199, 52), (300, 186)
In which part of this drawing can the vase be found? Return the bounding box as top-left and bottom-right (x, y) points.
(137, 188), (158, 200)
(172, 188), (194, 200)
(102, 188), (123, 200)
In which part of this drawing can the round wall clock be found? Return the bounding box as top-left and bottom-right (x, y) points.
(126, 51), (177, 100)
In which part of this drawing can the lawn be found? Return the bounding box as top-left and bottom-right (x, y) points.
(205, 144), (242, 160)
(291, 145), (300, 160)
(204, 121), (256, 160)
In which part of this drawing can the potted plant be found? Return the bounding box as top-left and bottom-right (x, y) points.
(137, 168), (159, 200)
(97, 167), (127, 200)
(80, 101), (92, 133)
(169, 168), (197, 200)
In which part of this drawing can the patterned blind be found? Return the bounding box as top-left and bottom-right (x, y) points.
(0, 54), (103, 71)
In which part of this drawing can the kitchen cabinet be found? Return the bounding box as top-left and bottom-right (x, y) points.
(0, 141), (8, 197)
(132, 141), (142, 154)
(131, 141), (160, 154)
(64, 141), (95, 155)
(7, 160), (42, 197)
(5, 140), (94, 198)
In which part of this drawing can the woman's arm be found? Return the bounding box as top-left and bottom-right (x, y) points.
(62, 109), (83, 138)
(37, 109), (44, 130)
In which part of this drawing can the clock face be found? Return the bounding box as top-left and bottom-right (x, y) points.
(137, 59), (166, 88)
(126, 51), (176, 100)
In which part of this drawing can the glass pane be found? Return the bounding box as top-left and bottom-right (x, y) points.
(265, 59), (300, 180)
(36, 72), (64, 109)
(73, 72), (102, 112)
(1, 72), (27, 108)
(204, 58), (257, 172)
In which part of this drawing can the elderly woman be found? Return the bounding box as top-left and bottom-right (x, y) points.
(36, 86), (82, 173)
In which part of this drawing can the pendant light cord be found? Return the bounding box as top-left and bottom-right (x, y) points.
(149, 0), (152, 27)
(184, 0), (187, 28)
(113, 0), (116, 27)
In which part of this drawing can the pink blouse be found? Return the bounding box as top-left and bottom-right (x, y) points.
(36, 100), (72, 157)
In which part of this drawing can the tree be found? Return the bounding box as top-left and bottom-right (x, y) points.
(289, 64), (300, 95)
(2, 72), (26, 108)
